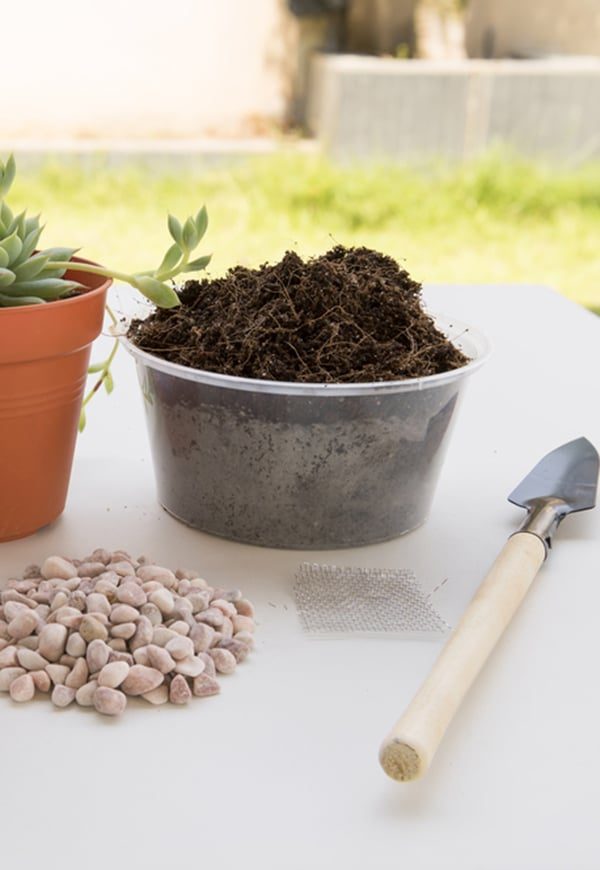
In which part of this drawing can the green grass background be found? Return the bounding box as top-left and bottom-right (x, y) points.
(8, 149), (600, 310)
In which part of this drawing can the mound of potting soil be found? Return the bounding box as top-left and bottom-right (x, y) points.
(128, 246), (469, 382)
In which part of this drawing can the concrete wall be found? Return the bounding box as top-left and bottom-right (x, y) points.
(466, 0), (600, 59)
(308, 54), (600, 161)
(1, 0), (295, 140)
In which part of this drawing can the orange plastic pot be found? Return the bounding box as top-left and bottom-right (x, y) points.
(0, 261), (112, 542)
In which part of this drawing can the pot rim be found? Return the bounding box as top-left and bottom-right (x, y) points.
(0, 256), (111, 313)
(122, 312), (491, 396)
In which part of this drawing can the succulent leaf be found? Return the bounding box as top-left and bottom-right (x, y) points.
(0, 155), (16, 198)
(0, 201), (12, 231)
(12, 253), (51, 283)
(0, 267), (16, 287)
(0, 292), (44, 306)
(156, 242), (181, 276)
(195, 206), (208, 241)
(41, 246), (79, 263)
(7, 210), (26, 240)
(0, 231), (22, 263)
(167, 214), (183, 247)
(8, 278), (83, 299)
(182, 254), (212, 273)
(19, 225), (45, 262)
(182, 216), (199, 251)
(133, 275), (180, 308)
(24, 214), (41, 235)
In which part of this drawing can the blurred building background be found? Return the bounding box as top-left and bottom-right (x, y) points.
(3, 0), (599, 158)
(1, 0), (598, 310)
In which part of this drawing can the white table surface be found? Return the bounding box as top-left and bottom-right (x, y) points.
(1, 284), (599, 870)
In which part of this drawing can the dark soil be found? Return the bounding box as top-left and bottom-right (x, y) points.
(128, 246), (469, 382)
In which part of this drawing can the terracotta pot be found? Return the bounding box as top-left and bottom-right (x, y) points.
(0, 260), (111, 542)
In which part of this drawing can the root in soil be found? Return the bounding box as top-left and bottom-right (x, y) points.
(128, 246), (469, 382)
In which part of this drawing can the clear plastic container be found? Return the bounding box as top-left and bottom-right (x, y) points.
(123, 315), (490, 549)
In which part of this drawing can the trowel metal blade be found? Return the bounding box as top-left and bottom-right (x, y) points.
(508, 437), (599, 514)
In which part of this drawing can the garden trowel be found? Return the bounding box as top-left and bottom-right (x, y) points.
(379, 437), (599, 782)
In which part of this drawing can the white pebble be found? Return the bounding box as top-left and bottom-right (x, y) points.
(234, 630), (255, 649)
(7, 611), (38, 640)
(108, 560), (136, 577)
(190, 622), (215, 653)
(197, 652), (216, 678)
(142, 685), (169, 705)
(192, 674), (220, 697)
(97, 661), (130, 688)
(197, 607), (224, 629)
(133, 646), (151, 666)
(165, 635), (194, 661)
(10, 673), (35, 702)
(16, 648), (49, 671)
(137, 565), (177, 588)
(0, 667), (26, 691)
(75, 680), (98, 706)
(169, 674), (192, 704)
(121, 665), (164, 696)
(209, 648), (237, 674)
(187, 591), (210, 613)
(65, 657), (89, 689)
(53, 606), (83, 630)
(46, 664), (70, 685)
(0, 549), (255, 719)
(110, 604), (140, 624)
(31, 670), (51, 693)
(79, 615), (108, 642)
(152, 626), (177, 647)
(146, 645), (176, 674)
(38, 623), (68, 662)
(51, 684), (76, 708)
(130, 615), (153, 650)
(211, 598), (237, 618)
(3, 601), (29, 621)
(94, 687), (127, 716)
(232, 615), (255, 634)
(140, 602), (162, 626)
(41, 556), (77, 580)
(18, 635), (39, 651)
(77, 562), (107, 578)
(108, 638), (127, 652)
(66, 632), (87, 658)
(49, 591), (69, 612)
(110, 622), (137, 639)
(116, 583), (146, 607)
(149, 588), (174, 616)
(85, 593), (111, 616)
(175, 657), (206, 678)
(235, 598), (255, 618)
(86, 639), (111, 673)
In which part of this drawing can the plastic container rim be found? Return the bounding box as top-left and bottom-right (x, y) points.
(121, 312), (491, 397)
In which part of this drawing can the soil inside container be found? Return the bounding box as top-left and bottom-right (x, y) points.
(128, 246), (469, 381)
(127, 246), (474, 548)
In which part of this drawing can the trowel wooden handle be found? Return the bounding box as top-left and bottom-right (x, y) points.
(379, 532), (546, 782)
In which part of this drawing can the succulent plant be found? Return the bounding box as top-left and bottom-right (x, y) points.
(0, 154), (212, 427)
(0, 154), (210, 309)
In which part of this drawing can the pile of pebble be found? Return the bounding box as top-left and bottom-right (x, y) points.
(0, 550), (255, 716)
